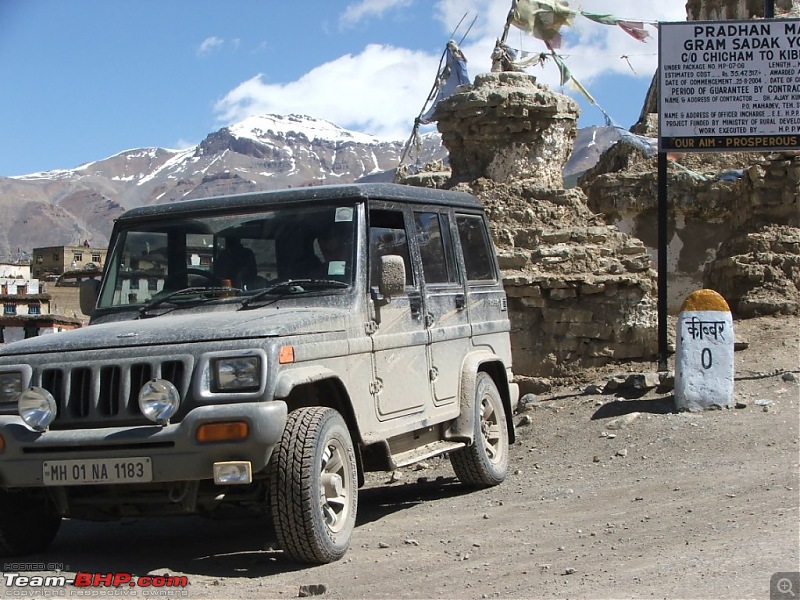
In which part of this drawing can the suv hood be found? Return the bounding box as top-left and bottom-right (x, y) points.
(0, 307), (349, 356)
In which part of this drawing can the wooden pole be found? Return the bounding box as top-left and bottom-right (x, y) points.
(500, 0), (518, 44)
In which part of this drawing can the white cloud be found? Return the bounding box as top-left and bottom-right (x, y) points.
(213, 1), (690, 139)
(197, 36), (224, 56)
(553, 1), (687, 82)
(214, 44), (438, 142)
(173, 138), (197, 150)
(442, 0), (687, 87)
(340, 0), (414, 28)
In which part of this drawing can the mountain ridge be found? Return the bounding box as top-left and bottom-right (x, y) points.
(0, 114), (609, 259)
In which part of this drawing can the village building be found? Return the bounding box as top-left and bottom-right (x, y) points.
(31, 244), (107, 282)
(0, 261), (82, 343)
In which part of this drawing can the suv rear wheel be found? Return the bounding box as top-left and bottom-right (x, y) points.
(450, 372), (509, 486)
(269, 406), (358, 564)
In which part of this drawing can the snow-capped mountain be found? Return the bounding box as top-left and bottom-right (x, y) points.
(0, 114), (445, 256)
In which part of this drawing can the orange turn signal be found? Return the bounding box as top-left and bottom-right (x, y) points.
(0, 434), (5, 453)
(279, 345), (295, 364)
(196, 421), (249, 443)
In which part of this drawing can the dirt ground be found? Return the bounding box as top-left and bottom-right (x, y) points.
(2, 314), (798, 600)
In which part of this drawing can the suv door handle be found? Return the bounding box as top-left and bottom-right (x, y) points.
(409, 294), (422, 317)
(455, 293), (466, 310)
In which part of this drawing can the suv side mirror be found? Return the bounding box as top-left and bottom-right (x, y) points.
(79, 278), (101, 316)
(378, 255), (405, 299)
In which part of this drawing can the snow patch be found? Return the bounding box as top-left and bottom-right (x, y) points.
(228, 114), (381, 146)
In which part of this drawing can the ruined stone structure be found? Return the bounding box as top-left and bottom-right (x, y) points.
(400, 2), (797, 383)
(426, 73), (658, 386)
(580, 1), (800, 316)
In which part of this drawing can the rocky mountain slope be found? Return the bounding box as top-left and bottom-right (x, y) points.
(0, 114), (445, 257)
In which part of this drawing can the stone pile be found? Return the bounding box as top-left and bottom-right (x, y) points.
(705, 223), (800, 316)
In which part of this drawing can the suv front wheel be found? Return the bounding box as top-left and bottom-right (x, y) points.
(0, 490), (62, 556)
(269, 406), (358, 564)
(450, 372), (509, 486)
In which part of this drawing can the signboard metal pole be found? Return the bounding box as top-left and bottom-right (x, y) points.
(765, 0), (774, 18)
(657, 151), (669, 371)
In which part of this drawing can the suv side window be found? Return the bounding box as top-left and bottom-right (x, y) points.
(456, 214), (496, 282)
(369, 208), (413, 287)
(414, 212), (458, 285)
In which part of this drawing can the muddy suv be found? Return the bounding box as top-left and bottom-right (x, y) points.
(0, 183), (517, 563)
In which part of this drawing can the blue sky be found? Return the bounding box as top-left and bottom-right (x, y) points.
(0, 0), (686, 177)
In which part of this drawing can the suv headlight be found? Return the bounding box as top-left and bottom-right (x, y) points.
(214, 356), (261, 392)
(18, 387), (57, 432)
(0, 372), (23, 404)
(139, 379), (180, 425)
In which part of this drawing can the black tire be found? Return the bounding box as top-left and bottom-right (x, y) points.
(269, 407), (358, 564)
(450, 372), (509, 487)
(0, 490), (61, 556)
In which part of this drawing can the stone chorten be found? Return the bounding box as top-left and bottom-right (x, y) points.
(435, 71), (578, 188)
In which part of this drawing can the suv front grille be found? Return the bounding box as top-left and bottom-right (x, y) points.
(33, 358), (191, 429)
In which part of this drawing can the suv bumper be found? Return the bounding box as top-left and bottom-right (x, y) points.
(0, 401), (287, 488)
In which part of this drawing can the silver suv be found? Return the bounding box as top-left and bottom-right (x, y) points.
(0, 183), (517, 563)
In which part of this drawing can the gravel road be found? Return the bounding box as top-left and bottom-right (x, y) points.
(2, 315), (797, 599)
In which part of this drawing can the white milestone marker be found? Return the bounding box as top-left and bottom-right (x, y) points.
(675, 289), (734, 412)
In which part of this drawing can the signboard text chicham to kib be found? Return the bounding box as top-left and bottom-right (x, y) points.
(659, 19), (800, 153)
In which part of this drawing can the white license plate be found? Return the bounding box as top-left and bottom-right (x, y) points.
(42, 457), (152, 485)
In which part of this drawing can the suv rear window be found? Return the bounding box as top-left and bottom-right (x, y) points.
(369, 209), (413, 287)
(414, 212), (458, 285)
(456, 214), (495, 282)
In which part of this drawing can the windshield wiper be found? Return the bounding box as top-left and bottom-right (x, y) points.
(139, 286), (240, 317)
(240, 279), (348, 310)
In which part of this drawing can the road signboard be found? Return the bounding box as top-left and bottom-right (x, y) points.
(659, 19), (800, 152)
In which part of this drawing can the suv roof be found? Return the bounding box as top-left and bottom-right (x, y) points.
(117, 183), (483, 223)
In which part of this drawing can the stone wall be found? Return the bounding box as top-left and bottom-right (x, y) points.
(581, 145), (800, 315)
(578, 139), (757, 310)
(469, 180), (657, 382)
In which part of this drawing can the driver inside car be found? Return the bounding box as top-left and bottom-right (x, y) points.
(215, 237), (258, 289)
(314, 224), (352, 280)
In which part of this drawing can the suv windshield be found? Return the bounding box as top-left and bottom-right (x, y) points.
(97, 203), (357, 310)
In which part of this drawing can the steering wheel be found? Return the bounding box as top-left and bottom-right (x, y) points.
(170, 268), (223, 286)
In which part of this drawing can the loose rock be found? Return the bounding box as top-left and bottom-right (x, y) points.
(606, 412), (642, 430)
(298, 584), (327, 597)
